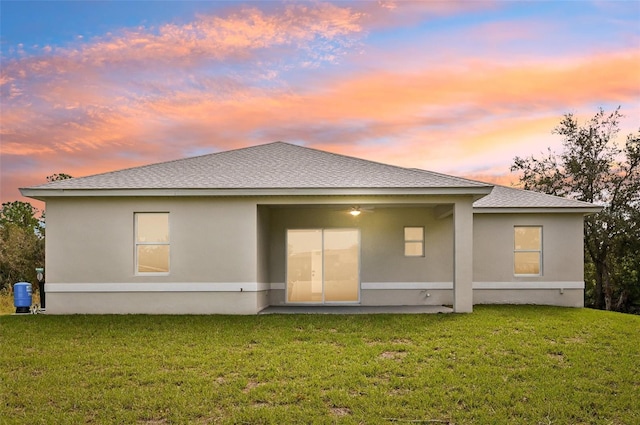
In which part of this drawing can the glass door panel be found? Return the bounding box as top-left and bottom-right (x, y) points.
(287, 229), (360, 304)
(324, 229), (359, 302)
(287, 229), (323, 303)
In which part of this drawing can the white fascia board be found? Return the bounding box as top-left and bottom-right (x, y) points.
(473, 207), (602, 214)
(46, 282), (270, 292)
(22, 186), (493, 199)
(260, 195), (479, 206)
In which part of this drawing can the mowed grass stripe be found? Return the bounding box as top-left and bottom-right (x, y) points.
(1, 306), (638, 424)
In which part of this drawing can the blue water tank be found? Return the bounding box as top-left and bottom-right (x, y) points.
(14, 282), (32, 314)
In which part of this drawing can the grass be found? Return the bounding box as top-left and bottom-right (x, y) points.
(0, 291), (40, 315)
(1, 305), (638, 424)
(0, 291), (13, 314)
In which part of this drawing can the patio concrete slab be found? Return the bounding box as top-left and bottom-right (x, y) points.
(258, 305), (453, 315)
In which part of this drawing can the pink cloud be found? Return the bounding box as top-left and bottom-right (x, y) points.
(1, 2), (364, 82)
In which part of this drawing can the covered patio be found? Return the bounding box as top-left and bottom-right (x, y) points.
(259, 197), (477, 313)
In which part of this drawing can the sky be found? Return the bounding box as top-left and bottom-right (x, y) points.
(1, 0), (639, 209)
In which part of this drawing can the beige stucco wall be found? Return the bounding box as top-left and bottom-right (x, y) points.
(46, 291), (265, 314)
(41, 196), (587, 313)
(268, 208), (585, 308)
(267, 205), (454, 305)
(361, 289), (453, 306)
(256, 206), (271, 285)
(473, 213), (585, 283)
(44, 197), (265, 314)
(473, 289), (583, 307)
(472, 212), (585, 307)
(46, 197), (259, 283)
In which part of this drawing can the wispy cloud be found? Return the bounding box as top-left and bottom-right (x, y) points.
(2, 3), (364, 72)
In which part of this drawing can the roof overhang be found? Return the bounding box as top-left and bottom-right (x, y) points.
(20, 186), (494, 201)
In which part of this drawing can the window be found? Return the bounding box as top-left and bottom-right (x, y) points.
(404, 227), (424, 257)
(135, 213), (170, 274)
(514, 226), (542, 276)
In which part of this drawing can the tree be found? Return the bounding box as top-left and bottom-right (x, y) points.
(512, 107), (640, 312)
(0, 174), (72, 292)
(46, 173), (73, 182)
(0, 201), (45, 291)
(0, 201), (41, 231)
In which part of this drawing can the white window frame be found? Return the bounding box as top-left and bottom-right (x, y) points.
(135, 212), (170, 275)
(514, 226), (542, 277)
(404, 226), (425, 257)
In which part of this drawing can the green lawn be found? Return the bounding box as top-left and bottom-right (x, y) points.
(1, 306), (638, 424)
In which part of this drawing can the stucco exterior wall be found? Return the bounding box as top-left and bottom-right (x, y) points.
(268, 208), (585, 308)
(44, 197), (264, 314)
(46, 291), (264, 314)
(257, 206), (271, 285)
(256, 206), (272, 313)
(472, 212), (585, 307)
(361, 289), (453, 306)
(473, 289), (583, 307)
(473, 213), (584, 283)
(41, 196), (587, 313)
(46, 197), (259, 283)
(267, 205), (454, 306)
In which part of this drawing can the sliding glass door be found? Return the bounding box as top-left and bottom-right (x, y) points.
(323, 229), (359, 302)
(287, 229), (360, 304)
(287, 230), (323, 302)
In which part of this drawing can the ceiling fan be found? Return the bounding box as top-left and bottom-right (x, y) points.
(346, 205), (375, 216)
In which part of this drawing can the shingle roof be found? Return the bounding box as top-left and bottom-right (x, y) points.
(26, 142), (490, 190)
(406, 166), (599, 210)
(22, 141), (599, 210)
(473, 184), (599, 209)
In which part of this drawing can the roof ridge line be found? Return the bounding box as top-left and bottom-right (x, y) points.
(30, 141), (285, 188)
(409, 167), (494, 187)
(286, 143), (491, 187)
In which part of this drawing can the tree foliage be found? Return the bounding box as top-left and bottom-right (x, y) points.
(0, 201), (41, 231)
(46, 173), (73, 182)
(0, 174), (72, 292)
(0, 201), (44, 291)
(512, 107), (640, 312)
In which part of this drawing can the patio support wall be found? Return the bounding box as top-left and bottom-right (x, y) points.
(453, 199), (474, 313)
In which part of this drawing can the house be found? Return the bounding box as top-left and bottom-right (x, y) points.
(20, 142), (601, 314)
